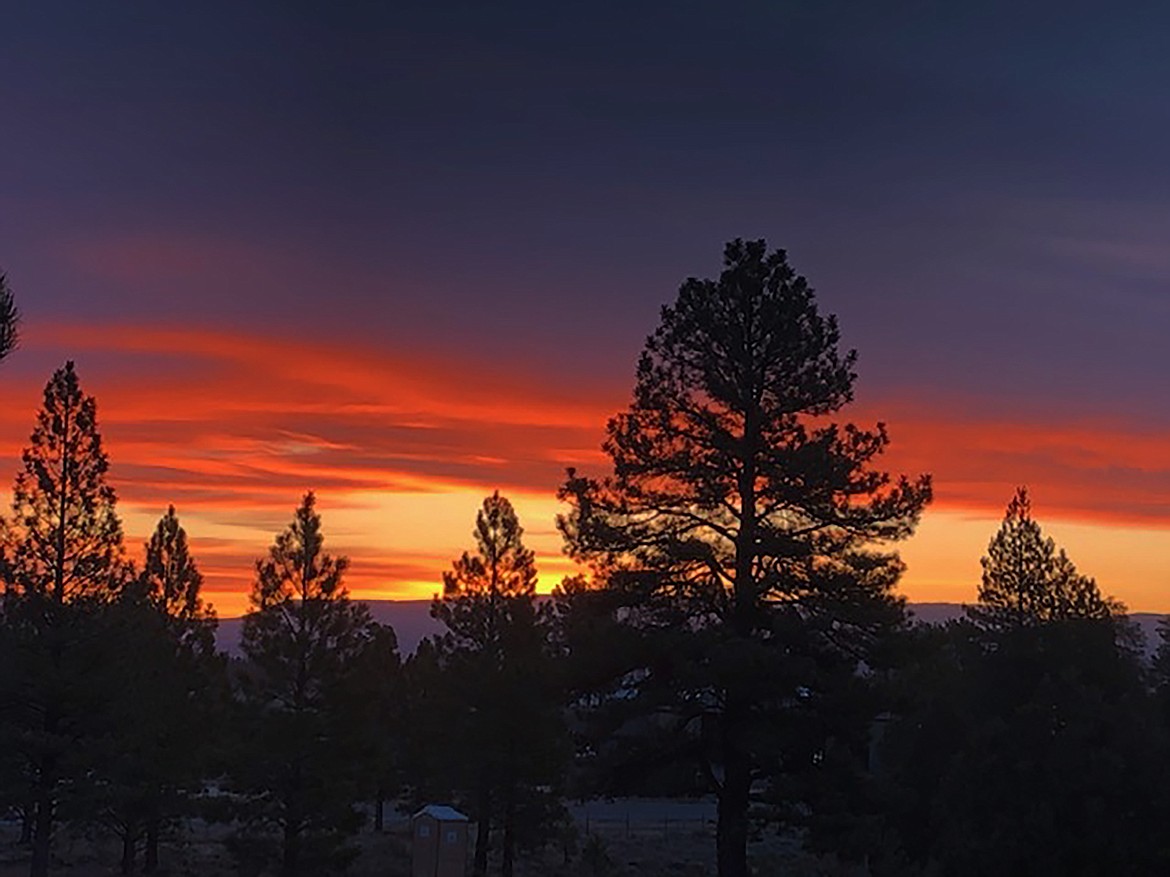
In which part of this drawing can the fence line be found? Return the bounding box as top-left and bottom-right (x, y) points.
(578, 815), (714, 841)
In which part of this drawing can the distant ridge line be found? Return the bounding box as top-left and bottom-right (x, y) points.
(213, 600), (1168, 657)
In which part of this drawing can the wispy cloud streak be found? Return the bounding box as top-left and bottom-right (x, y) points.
(0, 322), (1163, 614)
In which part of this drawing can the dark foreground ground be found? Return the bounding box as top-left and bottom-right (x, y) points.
(0, 801), (864, 876)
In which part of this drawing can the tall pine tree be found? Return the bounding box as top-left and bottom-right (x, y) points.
(0, 362), (129, 877)
(94, 506), (220, 874)
(559, 240), (930, 877)
(231, 492), (378, 876)
(431, 492), (566, 877)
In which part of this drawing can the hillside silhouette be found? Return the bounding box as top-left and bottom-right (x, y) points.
(213, 600), (1169, 657)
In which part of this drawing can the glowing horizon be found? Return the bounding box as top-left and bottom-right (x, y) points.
(0, 321), (1165, 618)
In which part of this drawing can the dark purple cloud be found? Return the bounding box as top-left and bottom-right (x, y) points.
(3, 3), (1170, 616)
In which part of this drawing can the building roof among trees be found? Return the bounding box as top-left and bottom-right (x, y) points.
(414, 805), (469, 823)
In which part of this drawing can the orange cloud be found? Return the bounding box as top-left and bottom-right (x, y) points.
(0, 322), (1165, 615)
(863, 402), (1170, 526)
(0, 322), (619, 615)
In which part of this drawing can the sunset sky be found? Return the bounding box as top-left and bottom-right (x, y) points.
(4, 3), (1170, 616)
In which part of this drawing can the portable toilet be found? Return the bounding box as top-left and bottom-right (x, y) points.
(412, 805), (469, 877)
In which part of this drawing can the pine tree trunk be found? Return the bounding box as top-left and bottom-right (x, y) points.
(715, 692), (752, 877)
(715, 749), (751, 877)
(29, 793), (53, 877)
(501, 783), (516, 877)
(29, 730), (58, 877)
(120, 831), (136, 874)
(472, 788), (491, 877)
(716, 414), (757, 877)
(374, 793), (385, 832)
(144, 818), (160, 873)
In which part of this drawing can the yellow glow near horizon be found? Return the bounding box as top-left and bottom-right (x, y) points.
(3, 323), (1169, 620)
(897, 506), (1170, 613)
(20, 487), (1170, 620)
(117, 486), (580, 618)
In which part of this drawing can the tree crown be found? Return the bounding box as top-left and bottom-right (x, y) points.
(3, 361), (127, 602)
(136, 505), (217, 658)
(251, 491), (349, 610)
(241, 492), (373, 712)
(968, 486), (1122, 630)
(559, 239), (931, 610)
(442, 491), (536, 600)
(434, 492), (540, 654)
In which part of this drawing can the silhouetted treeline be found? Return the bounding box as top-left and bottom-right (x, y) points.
(2, 247), (1170, 877)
